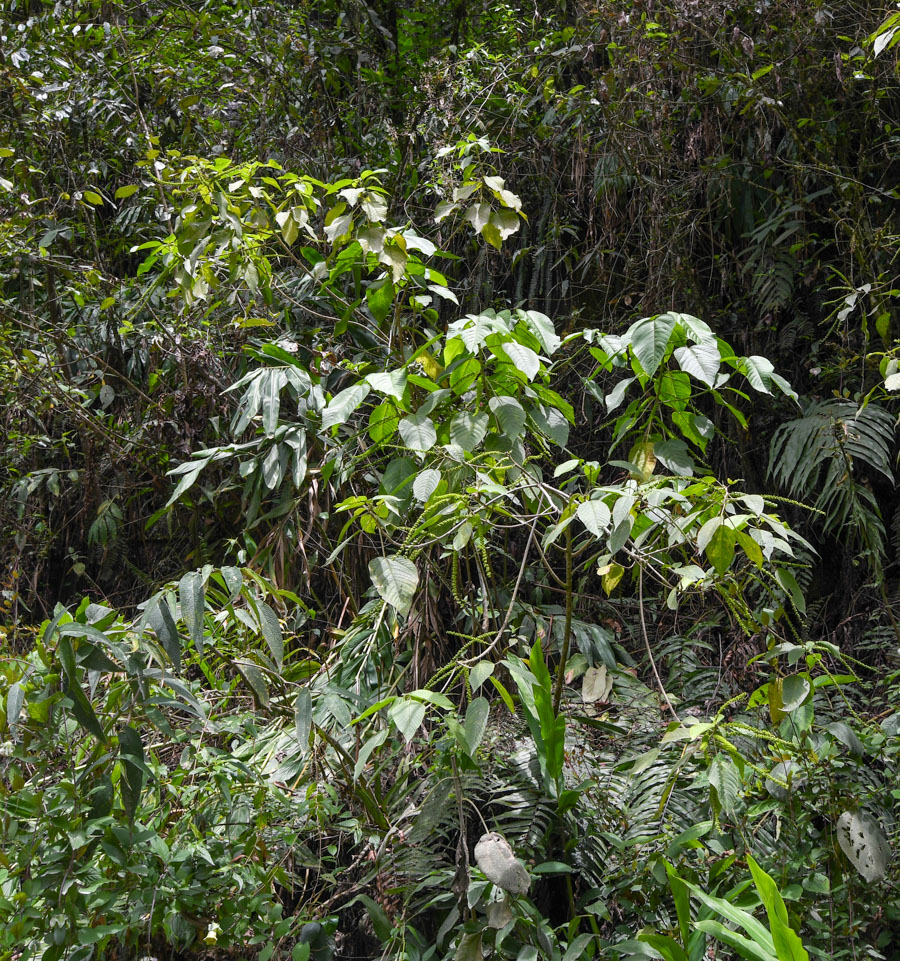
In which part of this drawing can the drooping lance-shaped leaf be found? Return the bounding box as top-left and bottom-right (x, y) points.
(369, 555), (419, 616)
(179, 570), (206, 655)
(146, 594), (181, 671)
(58, 636), (107, 742)
(118, 725), (145, 823)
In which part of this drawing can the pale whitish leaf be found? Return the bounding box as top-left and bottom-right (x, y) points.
(474, 832), (530, 894)
(434, 199), (458, 222)
(837, 811), (891, 883)
(500, 341), (539, 380)
(490, 208), (520, 240)
(254, 600), (283, 671)
(321, 383), (370, 430)
(581, 665), (611, 703)
(324, 211), (353, 242)
(295, 688), (312, 752)
(450, 411), (489, 450)
(366, 369), (408, 400)
(577, 500), (611, 537)
(165, 462), (204, 507)
(884, 372), (900, 391)
(413, 468), (442, 503)
(605, 376), (635, 412)
(780, 674), (810, 712)
(489, 395), (526, 438)
(369, 555), (419, 615)
(453, 312), (501, 351)
(179, 571), (205, 654)
(399, 411), (437, 452)
(674, 341), (721, 385)
(389, 697), (427, 742)
(463, 697), (490, 755)
(464, 202), (492, 233)
(520, 309), (561, 355)
(629, 313), (677, 378)
(469, 661), (494, 692)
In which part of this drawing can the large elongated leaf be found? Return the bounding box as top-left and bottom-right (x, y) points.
(369, 555), (419, 615)
(253, 599), (284, 671)
(450, 411), (488, 451)
(398, 412), (437, 452)
(118, 726), (145, 823)
(322, 383), (370, 430)
(629, 313), (677, 378)
(179, 571), (206, 654)
(837, 811), (891, 883)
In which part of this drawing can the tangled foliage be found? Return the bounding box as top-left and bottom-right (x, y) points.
(1, 1), (899, 960)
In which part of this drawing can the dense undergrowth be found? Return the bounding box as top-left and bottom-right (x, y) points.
(1, 1), (899, 959)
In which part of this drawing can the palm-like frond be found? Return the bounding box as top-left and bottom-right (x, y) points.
(769, 399), (895, 569)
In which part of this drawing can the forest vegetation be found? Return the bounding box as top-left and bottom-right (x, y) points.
(1, 1), (899, 960)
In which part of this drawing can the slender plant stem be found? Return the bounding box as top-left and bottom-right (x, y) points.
(639, 567), (680, 720)
(552, 524), (574, 715)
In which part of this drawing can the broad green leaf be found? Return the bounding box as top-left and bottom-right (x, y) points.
(450, 411), (488, 450)
(577, 500), (611, 537)
(83, 190), (104, 205)
(234, 659), (270, 707)
(114, 184), (139, 200)
(636, 934), (689, 961)
(520, 309), (561, 355)
(366, 369), (407, 401)
(399, 411), (437, 452)
(6, 681), (24, 739)
(367, 279), (394, 323)
(674, 341), (721, 385)
(469, 661), (494, 692)
(58, 637), (107, 742)
(369, 555), (419, 615)
(629, 313), (677, 378)
(146, 595), (181, 670)
(706, 524), (735, 575)
(413, 468), (442, 502)
(389, 697), (427, 742)
(692, 921), (777, 961)
(322, 383), (370, 430)
(709, 754), (741, 813)
(500, 341), (539, 380)
(369, 401), (399, 443)
(489, 395), (526, 438)
(463, 697), (490, 755)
